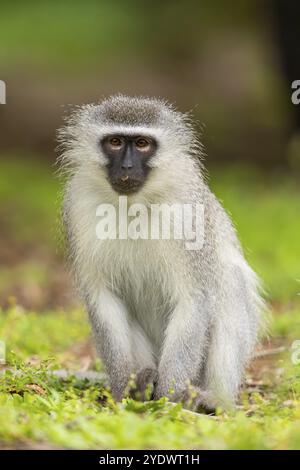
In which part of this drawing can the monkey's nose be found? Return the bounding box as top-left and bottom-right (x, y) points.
(121, 163), (133, 170)
(121, 151), (133, 170)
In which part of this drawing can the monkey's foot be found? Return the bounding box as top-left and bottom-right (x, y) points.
(173, 386), (217, 414)
(129, 368), (159, 401)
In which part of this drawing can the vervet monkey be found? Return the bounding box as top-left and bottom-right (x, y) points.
(58, 95), (264, 410)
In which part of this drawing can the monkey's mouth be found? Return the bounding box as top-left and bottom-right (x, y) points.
(110, 176), (144, 194)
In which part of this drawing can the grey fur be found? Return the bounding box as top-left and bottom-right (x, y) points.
(57, 94), (265, 410)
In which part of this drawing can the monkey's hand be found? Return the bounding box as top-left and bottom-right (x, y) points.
(129, 368), (159, 401)
(171, 386), (217, 414)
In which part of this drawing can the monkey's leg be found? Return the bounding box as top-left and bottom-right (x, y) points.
(202, 318), (249, 409)
(154, 299), (209, 402)
(202, 301), (258, 409)
(87, 287), (134, 401)
(203, 267), (259, 409)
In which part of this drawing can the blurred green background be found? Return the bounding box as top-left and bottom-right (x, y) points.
(1, 0), (300, 450)
(0, 0), (299, 310)
(1, 0), (299, 164)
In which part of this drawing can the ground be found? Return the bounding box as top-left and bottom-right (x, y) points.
(0, 156), (299, 449)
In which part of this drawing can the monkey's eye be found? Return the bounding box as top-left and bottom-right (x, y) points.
(135, 137), (150, 150)
(109, 137), (123, 148)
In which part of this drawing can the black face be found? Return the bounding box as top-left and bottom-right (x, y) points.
(101, 134), (157, 194)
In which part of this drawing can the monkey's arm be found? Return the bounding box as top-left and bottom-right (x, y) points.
(86, 286), (134, 401)
(155, 264), (260, 410)
(155, 297), (210, 401)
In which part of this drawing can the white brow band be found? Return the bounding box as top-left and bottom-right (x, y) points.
(97, 125), (165, 139)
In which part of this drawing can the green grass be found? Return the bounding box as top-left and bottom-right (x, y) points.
(0, 307), (89, 362)
(0, 155), (300, 449)
(0, 306), (300, 449)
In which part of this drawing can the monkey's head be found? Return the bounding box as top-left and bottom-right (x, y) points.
(58, 95), (202, 198)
